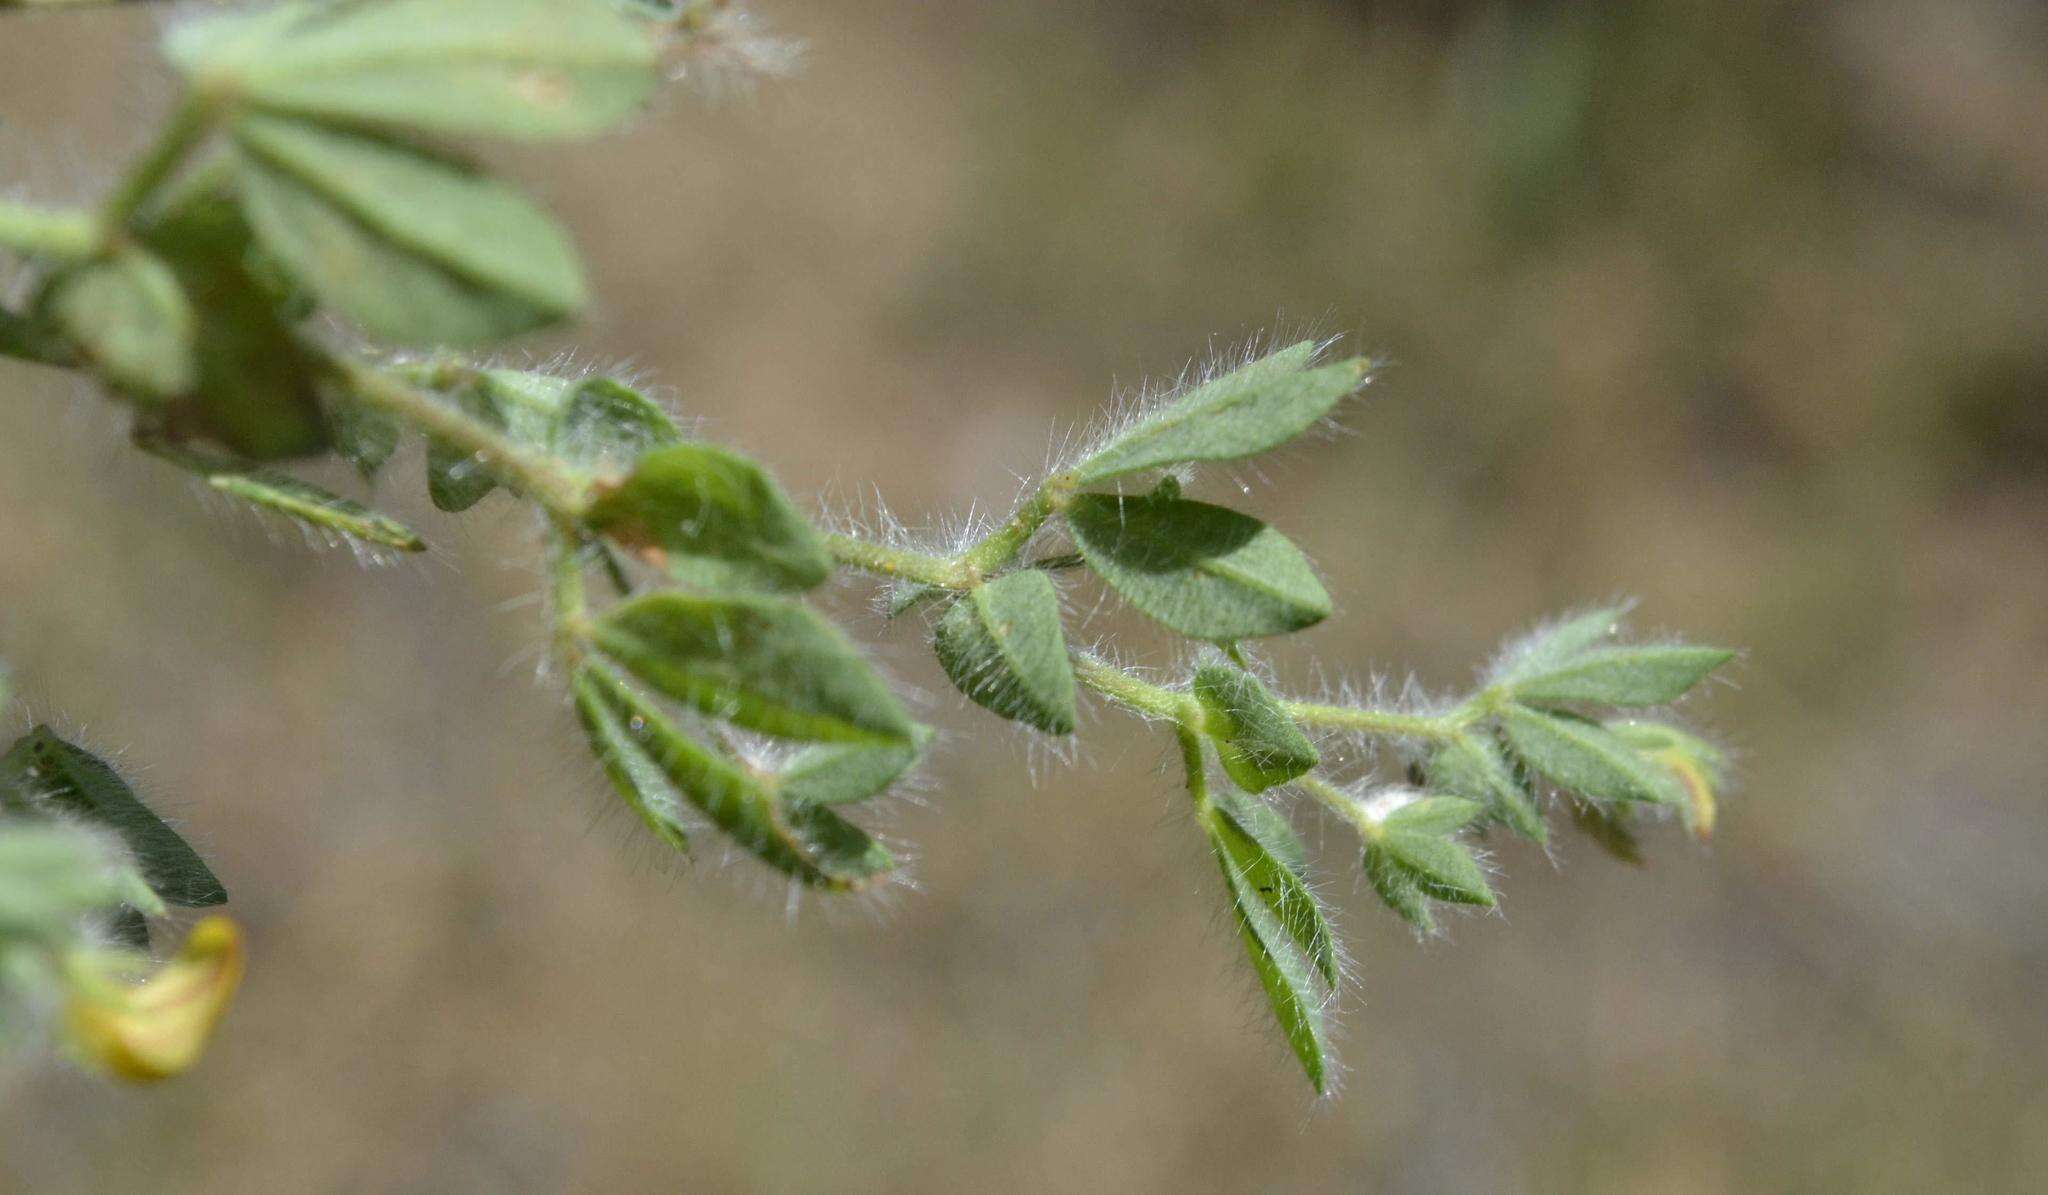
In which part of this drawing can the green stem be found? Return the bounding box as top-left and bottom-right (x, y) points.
(958, 474), (1073, 577)
(99, 95), (216, 234)
(1284, 700), (1465, 743)
(1175, 719), (1217, 824)
(1068, 652), (1188, 721)
(0, 200), (99, 262)
(823, 534), (971, 589)
(1297, 774), (1375, 837)
(320, 351), (593, 515)
(547, 522), (593, 661)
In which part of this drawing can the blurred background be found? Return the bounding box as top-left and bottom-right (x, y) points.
(3, 0), (2046, 1190)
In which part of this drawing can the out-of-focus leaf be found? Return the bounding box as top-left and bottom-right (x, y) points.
(1570, 800), (1644, 865)
(424, 380), (508, 512)
(1425, 732), (1545, 842)
(1065, 492), (1330, 641)
(141, 188), (328, 459)
(0, 728), (225, 908)
(577, 665), (893, 888)
(232, 115), (584, 346)
(326, 396), (401, 478)
(0, 822), (137, 939)
(1499, 706), (1682, 806)
(42, 248), (196, 401)
(569, 664), (692, 854)
(149, 445), (423, 552)
(591, 592), (914, 745)
(167, 0), (659, 141)
(584, 443), (830, 592)
(1606, 718), (1725, 840)
(932, 570), (1076, 735)
(1072, 342), (1369, 484)
(1193, 662), (1317, 793)
(1507, 644), (1733, 708)
(552, 377), (681, 468)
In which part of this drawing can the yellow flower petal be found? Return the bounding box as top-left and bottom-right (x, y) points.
(66, 914), (244, 1082)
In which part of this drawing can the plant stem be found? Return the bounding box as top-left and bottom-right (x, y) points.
(1296, 774), (1375, 836)
(321, 351), (593, 515)
(822, 534), (971, 589)
(1068, 652), (1188, 721)
(546, 522), (593, 661)
(0, 200), (99, 262)
(1284, 700), (1464, 742)
(957, 474), (1073, 577)
(99, 95), (215, 235)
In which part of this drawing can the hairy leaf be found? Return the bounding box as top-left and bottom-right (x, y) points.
(150, 445), (423, 552)
(1492, 604), (1629, 685)
(1206, 803), (1332, 1090)
(1425, 732), (1545, 842)
(1073, 343), (1369, 484)
(0, 728), (225, 908)
(1606, 719), (1725, 839)
(569, 665), (691, 853)
(1499, 706), (1683, 806)
(1065, 492), (1330, 641)
(42, 248), (196, 401)
(776, 726), (932, 808)
(932, 570), (1077, 735)
(584, 442), (831, 592)
(1507, 644), (1733, 708)
(232, 115), (584, 346)
(591, 592), (914, 745)
(553, 377), (682, 467)
(141, 188), (329, 459)
(1213, 792), (1334, 985)
(167, 0), (659, 141)
(1364, 796), (1493, 929)
(0, 823), (143, 939)
(577, 666), (892, 888)
(327, 397), (401, 478)
(1193, 662), (1317, 793)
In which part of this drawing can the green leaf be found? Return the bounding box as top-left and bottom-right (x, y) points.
(0, 728), (226, 908)
(167, 0), (660, 141)
(424, 381), (509, 512)
(1425, 733), (1545, 842)
(1363, 798), (1494, 929)
(1492, 604), (1628, 685)
(0, 822), (141, 940)
(1507, 645), (1733, 708)
(1193, 662), (1318, 793)
(1382, 795), (1488, 837)
(42, 247), (196, 401)
(591, 592), (914, 745)
(1380, 831), (1493, 908)
(583, 443), (831, 592)
(576, 665), (893, 888)
(140, 187), (329, 460)
(1205, 804), (1332, 1090)
(1605, 719), (1725, 840)
(569, 664), (691, 853)
(1570, 800), (1645, 865)
(1212, 791), (1334, 985)
(1072, 343), (1369, 484)
(932, 570), (1077, 735)
(1065, 492), (1330, 641)
(776, 726), (932, 808)
(552, 377), (682, 468)
(327, 396), (401, 478)
(149, 445), (424, 552)
(231, 114), (585, 346)
(1498, 706), (1683, 806)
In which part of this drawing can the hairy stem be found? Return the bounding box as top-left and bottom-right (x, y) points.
(318, 350), (593, 515)
(823, 534), (971, 589)
(1284, 700), (1467, 743)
